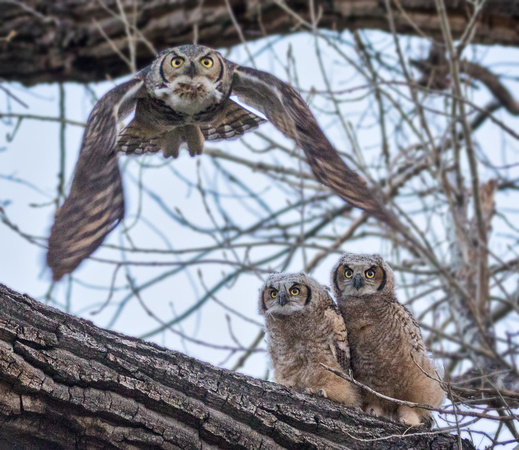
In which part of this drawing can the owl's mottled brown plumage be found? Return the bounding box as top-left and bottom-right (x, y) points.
(48, 44), (391, 280)
(331, 252), (444, 426)
(260, 273), (360, 407)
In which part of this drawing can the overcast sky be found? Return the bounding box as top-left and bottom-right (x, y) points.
(1, 31), (518, 448)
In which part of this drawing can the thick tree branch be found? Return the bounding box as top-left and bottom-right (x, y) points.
(2, 0), (519, 85)
(0, 283), (473, 449)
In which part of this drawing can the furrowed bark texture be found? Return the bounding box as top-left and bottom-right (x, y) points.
(1, 0), (519, 86)
(0, 283), (474, 449)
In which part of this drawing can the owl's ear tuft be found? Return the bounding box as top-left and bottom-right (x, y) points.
(157, 48), (172, 57)
(371, 254), (385, 265)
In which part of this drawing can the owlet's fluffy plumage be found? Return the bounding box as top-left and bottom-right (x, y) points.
(259, 273), (360, 407)
(47, 44), (392, 281)
(331, 253), (444, 426)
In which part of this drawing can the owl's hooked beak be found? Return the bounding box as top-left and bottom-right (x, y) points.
(353, 274), (364, 290)
(278, 291), (288, 307)
(187, 61), (196, 79)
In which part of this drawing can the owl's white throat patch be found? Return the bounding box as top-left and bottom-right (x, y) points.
(342, 284), (368, 298)
(154, 76), (223, 115)
(267, 302), (305, 316)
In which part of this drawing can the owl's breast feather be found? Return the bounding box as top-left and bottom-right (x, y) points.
(153, 77), (224, 116)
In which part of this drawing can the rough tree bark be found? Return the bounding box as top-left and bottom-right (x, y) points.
(1, 0), (519, 86)
(0, 283), (473, 449)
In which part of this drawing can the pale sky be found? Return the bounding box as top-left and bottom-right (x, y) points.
(1, 31), (518, 448)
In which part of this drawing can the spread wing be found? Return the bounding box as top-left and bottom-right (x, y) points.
(47, 78), (145, 281)
(325, 303), (352, 373)
(232, 65), (392, 223)
(199, 99), (266, 141)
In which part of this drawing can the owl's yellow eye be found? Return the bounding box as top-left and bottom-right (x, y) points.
(270, 290), (278, 299)
(344, 269), (353, 278)
(200, 57), (213, 68)
(290, 287), (300, 296)
(171, 57), (184, 68)
(365, 269), (375, 279)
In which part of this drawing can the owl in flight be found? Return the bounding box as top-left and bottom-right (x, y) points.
(47, 45), (390, 280)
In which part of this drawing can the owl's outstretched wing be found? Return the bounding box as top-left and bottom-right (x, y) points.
(232, 66), (391, 222)
(47, 78), (145, 281)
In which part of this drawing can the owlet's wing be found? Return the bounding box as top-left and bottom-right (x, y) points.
(47, 78), (145, 281)
(326, 303), (352, 373)
(232, 65), (391, 222)
(396, 302), (426, 354)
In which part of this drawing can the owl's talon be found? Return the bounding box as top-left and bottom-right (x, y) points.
(397, 405), (422, 427)
(399, 417), (422, 427)
(365, 404), (384, 417)
(184, 124), (204, 157)
(317, 389), (328, 398)
(162, 148), (179, 159)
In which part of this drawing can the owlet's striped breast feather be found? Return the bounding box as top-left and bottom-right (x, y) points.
(47, 44), (391, 280)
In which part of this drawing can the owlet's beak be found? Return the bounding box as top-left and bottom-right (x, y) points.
(278, 291), (288, 307)
(187, 61), (196, 79)
(353, 274), (364, 290)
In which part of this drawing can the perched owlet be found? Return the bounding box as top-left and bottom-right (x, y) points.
(331, 252), (444, 426)
(259, 273), (360, 407)
(47, 44), (391, 281)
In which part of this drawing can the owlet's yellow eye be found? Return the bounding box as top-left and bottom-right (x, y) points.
(344, 269), (353, 278)
(290, 287), (300, 296)
(270, 290), (278, 299)
(200, 57), (213, 68)
(365, 269), (375, 279)
(171, 57), (184, 68)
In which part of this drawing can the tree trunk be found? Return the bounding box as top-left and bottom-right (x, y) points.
(1, 0), (518, 86)
(0, 283), (473, 449)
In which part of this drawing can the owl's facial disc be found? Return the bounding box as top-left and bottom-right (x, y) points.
(263, 283), (307, 316)
(152, 52), (225, 115)
(334, 264), (383, 297)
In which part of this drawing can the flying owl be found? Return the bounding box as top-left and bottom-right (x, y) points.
(330, 252), (444, 426)
(259, 272), (360, 407)
(47, 44), (390, 280)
